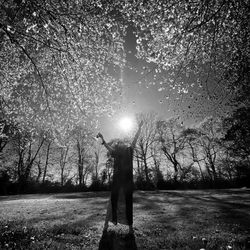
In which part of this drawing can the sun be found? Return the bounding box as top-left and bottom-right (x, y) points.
(118, 116), (134, 132)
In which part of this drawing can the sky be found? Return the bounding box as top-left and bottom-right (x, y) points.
(95, 26), (233, 141)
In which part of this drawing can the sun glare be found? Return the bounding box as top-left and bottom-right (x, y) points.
(118, 116), (134, 132)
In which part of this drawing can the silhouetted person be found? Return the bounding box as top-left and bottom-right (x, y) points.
(97, 121), (143, 233)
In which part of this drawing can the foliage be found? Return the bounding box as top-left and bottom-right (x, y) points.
(0, 0), (123, 133)
(124, 0), (250, 105)
(223, 107), (250, 159)
(157, 118), (189, 182)
(2, 1), (249, 135)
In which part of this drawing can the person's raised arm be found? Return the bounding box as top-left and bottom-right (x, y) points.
(97, 133), (114, 153)
(131, 121), (143, 149)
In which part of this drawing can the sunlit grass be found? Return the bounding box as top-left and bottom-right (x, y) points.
(0, 190), (249, 249)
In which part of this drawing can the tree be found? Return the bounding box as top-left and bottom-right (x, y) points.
(125, 0), (249, 105)
(92, 142), (105, 180)
(0, 120), (14, 160)
(30, 130), (55, 184)
(0, 0), (123, 135)
(196, 117), (224, 182)
(42, 138), (53, 184)
(34, 153), (42, 182)
(135, 113), (158, 185)
(223, 107), (250, 160)
(58, 145), (70, 187)
(150, 141), (163, 186)
(44, 126), (75, 187)
(0, 99), (16, 155)
(223, 107), (250, 183)
(12, 128), (45, 190)
(182, 128), (206, 182)
(157, 118), (188, 182)
(71, 125), (93, 187)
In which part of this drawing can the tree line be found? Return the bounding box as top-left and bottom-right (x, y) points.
(1, 107), (249, 194)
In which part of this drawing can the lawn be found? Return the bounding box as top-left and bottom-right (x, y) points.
(0, 189), (250, 249)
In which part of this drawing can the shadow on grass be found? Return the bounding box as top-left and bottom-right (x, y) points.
(132, 189), (250, 238)
(53, 192), (109, 200)
(0, 193), (53, 201)
(98, 231), (137, 250)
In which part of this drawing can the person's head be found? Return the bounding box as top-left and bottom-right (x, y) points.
(108, 138), (130, 153)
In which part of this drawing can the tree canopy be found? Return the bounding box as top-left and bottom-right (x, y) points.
(1, 0), (249, 135)
(1, 0), (125, 133)
(126, 0), (249, 103)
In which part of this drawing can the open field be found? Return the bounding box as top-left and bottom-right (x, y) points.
(0, 189), (250, 250)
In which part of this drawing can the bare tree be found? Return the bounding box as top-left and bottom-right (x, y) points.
(182, 128), (206, 181)
(135, 113), (158, 185)
(197, 117), (224, 182)
(31, 131), (54, 184)
(58, 145), (70, 187)
(92, 142), (105, 180)
(12, 129), (45, 190)
(42, 140), (53, 184)
(157, 118), (188, 183)
(35, 154), (42, 183)
(71, 126), (94, 187)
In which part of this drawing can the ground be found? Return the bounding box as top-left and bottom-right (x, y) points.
(0, 189), (250, 249)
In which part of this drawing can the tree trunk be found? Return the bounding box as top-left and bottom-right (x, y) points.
(135, 152), (141, 176)
(209, 158), (217, 181)
(42, 141), (51, 184)
(173, 162), (178, 183)
(143, 155), (150, 184)
(23, 139), (45, 183)
(36, 160), (42, 182)
(77, 141), (83, 187)
(197, 161), (205, 182)
(60, 146), (69, 186)
(205, 161), (213, 180)
(94, 152), (99, 179)
(61, 170), (64, 186)
(78, 161), (83, 186)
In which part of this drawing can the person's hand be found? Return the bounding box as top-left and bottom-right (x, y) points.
(97, 133), (104, 140)
(97, 133), (106, 144)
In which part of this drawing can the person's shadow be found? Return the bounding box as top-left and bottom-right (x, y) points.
(98, 230), (137, 250)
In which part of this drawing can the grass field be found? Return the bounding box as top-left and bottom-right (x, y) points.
(0, 189), (250, 249)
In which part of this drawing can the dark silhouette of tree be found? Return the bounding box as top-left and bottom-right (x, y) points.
(182, 128), (206, 182)
(223, 107), (250, 184)
(71, 126), (93, 187)
(196, 117), (224, 182)
(42, 139), (52, 184)
(223, 107), (250, 160)
(12, 129), (45, 191)
(135, 113), (158, 186)
(157, 118), (188, 183)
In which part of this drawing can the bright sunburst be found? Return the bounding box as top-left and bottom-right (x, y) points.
(118, 116), (134, 133)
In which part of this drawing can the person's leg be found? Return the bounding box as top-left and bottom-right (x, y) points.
(111, 184), (119, 224)
(124, 184), (133, 229)
(103, 198), (111, 232)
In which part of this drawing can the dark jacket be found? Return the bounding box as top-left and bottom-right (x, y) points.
(111, 146), (133, 187)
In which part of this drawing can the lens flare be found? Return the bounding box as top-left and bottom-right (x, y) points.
(118, 117), (134, 132)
